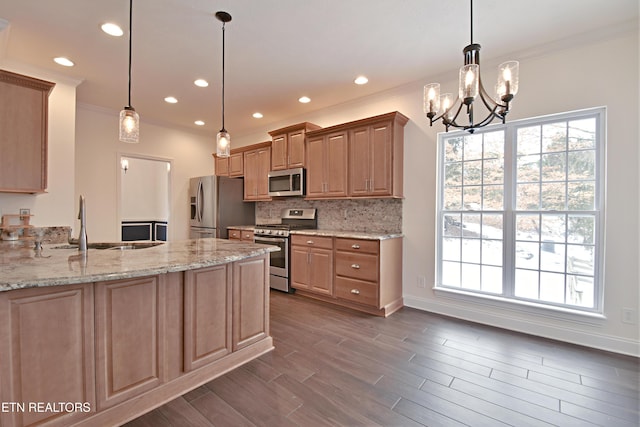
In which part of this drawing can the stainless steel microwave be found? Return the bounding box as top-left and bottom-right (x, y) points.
(268, 167), (305, 197)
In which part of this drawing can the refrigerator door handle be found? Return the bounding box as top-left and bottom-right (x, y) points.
(197, 180), (204, 222)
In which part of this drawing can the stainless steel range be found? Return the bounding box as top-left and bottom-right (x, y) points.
(254, 208), (317, 292)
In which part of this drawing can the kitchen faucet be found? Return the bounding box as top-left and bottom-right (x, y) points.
(68, 195), (88, 251)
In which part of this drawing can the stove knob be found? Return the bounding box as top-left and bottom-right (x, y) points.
(278, 230), (285, 236)
(266, 230), (272, 234)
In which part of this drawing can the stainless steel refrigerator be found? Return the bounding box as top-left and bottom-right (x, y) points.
(189, 175), (255, 239)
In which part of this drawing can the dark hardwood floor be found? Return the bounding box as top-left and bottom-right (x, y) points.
(126, 290), (639, 426)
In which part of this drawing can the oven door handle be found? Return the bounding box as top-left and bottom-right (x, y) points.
(255, 236), (287, 244)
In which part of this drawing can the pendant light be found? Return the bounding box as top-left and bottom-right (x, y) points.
(423, 0), (519, 133)
(119, 0), (139, 143)
(215, 11), (232, 157)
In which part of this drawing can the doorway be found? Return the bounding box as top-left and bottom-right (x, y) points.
(119, 154), (172, 241)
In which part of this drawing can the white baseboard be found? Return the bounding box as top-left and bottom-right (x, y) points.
(403, 295), (640, 358)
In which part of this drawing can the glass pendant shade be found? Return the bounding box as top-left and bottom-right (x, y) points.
(423, 83), (441, 115)
(119, 107), (139, 143)
(459, 64), (479, 103)
(497, 61), (519, 101)
(440, 93), (455, 120)
(216, 130), (231, 157)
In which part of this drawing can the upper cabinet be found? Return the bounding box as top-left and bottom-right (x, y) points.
(214, 151), (244, 177)
(0, 70), (55, 193)
(243, 142), (272, 201)
(268, 122), (321, 171)
(305, 111), (408, 200)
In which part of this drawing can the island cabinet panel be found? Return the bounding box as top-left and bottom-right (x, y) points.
(184, 265), (232, 371)
(95, 275), (166, 410)
(0, 283), (95, 427)
(233, 255), (269, 350)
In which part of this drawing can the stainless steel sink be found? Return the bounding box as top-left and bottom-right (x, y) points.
(54, 242), (164, 250)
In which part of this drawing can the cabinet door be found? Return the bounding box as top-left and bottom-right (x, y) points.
(243, 150), (257, 200)
(290, 246), (311, 290)
(305, 136), (326, 198)
(325, 132), (348, 197)
(95, 276), (165, 410)
(288, 130), (306, 168)
(309, 247), (334, 295)
(369, 121), (393, 195)
(184, 265), (231, 371)
(271, 134), (287, 170)
(229, 152), (244, 176)
(349, 126), (372, 196)
(215, 155), (229, 176)
(256, 147), (272, 200)
(233, 255), (269, 350)
(0, 284), (95, 427)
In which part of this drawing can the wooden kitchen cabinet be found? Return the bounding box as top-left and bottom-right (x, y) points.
(244, 143), (272, 201)
(0, 70), (55, 193)
(305, 130), (348, 199)
(95, 275), (166, 410)
(334, 237), (403, 316)
(232, 255), (269, 350)
(184, 265), (232, 371)
(228, 228), (254, 242)
(348, 112), (407, 198)
(0, 283), (96, 427)
(269, 122), (321, 170)
(290, 235), (334, 296)
(215, 151), (244, 177)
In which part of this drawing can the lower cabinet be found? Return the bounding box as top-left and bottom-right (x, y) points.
(291, 235), (403, 317)
(0, 255), (271, 427)
(290, 235), (334, 296)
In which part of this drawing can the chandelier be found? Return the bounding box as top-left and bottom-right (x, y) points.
(424, 0), (519, 133)
(215, 11), (232, 157)
(119, 0), (139, 143)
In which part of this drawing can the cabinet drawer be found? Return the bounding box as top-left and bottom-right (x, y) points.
(228, 229), (241, 240)
(335, 277), (378, 307)
(241, 231), (254, 241)
(335, 252), (377, 281)
(291, 235), (333, 249)
(335, 238), (379, 254)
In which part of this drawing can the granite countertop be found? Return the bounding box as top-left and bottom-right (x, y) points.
(0, 238), (279, 292)
(290, 229), (403, 240)
(227, 225), (255, 231)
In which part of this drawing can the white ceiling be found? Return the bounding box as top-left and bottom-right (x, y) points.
(0, 0), (637, 138)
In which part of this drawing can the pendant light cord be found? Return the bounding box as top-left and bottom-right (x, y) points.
(127, 0), (133, 108)
(221, 21), (226, 131)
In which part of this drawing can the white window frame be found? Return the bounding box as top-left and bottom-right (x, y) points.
(435, 107), (606, 315)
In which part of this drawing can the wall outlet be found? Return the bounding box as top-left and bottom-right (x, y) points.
(417, 276), (426, 288)
(621, 308), (637, 325)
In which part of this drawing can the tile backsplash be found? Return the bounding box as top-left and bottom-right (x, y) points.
(257, 198), (402, 233)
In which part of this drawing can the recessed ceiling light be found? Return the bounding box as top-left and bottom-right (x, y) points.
(194, 79), (209, 87)
(101, 23), (124, 37)
(53, 57), (74, 67)
(252, 112), (263, 119)
(298, 96), (311, 104)
(195, 120), (205, 126)
(354, 76), (369, 85)
(164, 96), (178, 104)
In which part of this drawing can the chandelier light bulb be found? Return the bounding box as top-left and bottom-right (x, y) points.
(423, 83), (440, 116)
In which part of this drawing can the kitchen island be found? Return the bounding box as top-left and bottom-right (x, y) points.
(0, 239), (278, 427)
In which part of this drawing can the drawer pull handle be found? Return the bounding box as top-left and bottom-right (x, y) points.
(351, 264), (360, 269)
(351, 244), (360, 249)
(307, 240), (314, 245)
(350, 289), (360, 295)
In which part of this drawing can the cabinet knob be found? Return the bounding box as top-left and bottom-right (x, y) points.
(307, 240), (314, 245)
(351, 264), (360, 269)
(351, 244), (360, 249)
(350, 289), (360, 295)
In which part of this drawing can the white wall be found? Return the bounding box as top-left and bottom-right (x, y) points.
(0, 62), (78, 230)
(75, 106), (215, 242)
(233, 26), (639, 355)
